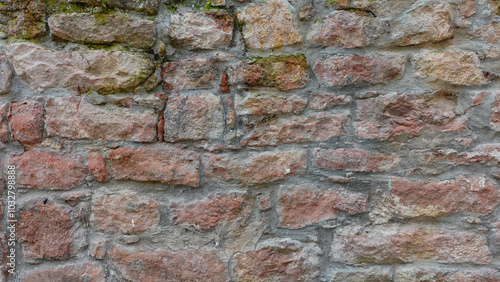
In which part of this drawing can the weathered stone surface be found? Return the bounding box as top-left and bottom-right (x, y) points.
(277, 185), (367, 228)
(413, 50), (487, 85)
(87, 152), (107, 183)
(392, 1), (453, 46)
(10, 150), (87, 190)
(109, 246), (227, 281)
(170, 10), (233, 50)
(5, 42), (154, 93)
(313, 148), (399, 172)
(8, 101), (43, 146)
(356, 92), (467, 140)
(0, 103), (8, 142)
(394, 268), (500, 282)
(477, 22), (500, 44)
(237, 0), (302, 49)
(109, 144), (199, 187)
(48, 13), (156, 48)
(0, 53), (13, 95)
(233, 239), (322, 281)
(242, 112), (348, 146)
(91, 190), (159, 234)
(490, 0), (500, 16)
(45, 97), (157, 142)
(310, 93), (351, 110)
(164, 93), (224, 142)
(203, 150), (307, 184)
(325, 0), (349, 9)
(161, 58), (217, 91)
(172, 192), (252, 231)
(0, 0), (46, 39)
(18, 199), (86, 260)
(332, 225), (491, 264)
(89, 236), (107, 260)
(22, 262), (105, 282)
(307, 10), (371, 48)
(330, 267), (392, 282)
(490, 93), (500, 130)
(107, 0), (159, 14)
(313, 55), (405, 87)
(235, 93), (307, 116)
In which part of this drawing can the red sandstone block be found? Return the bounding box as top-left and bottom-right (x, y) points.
(8, 101), (43, 146)
(87, 152), (107, 183)
(312, 148), (399, 172)
(161, 58), (216, 91)
(22, 262), (105, 282)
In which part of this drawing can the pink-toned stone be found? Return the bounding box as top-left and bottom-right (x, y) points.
(87, 152), (107, 183)
(172, 192), (252, 231)
(108, 144), (199, 187)
(237, 0), (302, 49)
(91, 190), (159, 234)
(109, 246), (227, 281)
(477, 22), (500, 44)
(490, 93), (500, 130)
(22, 262), (105, 282)
(310, 93), (351, 110)
(332, 225), (492, 264)
(203, 150), (307, 184)
(161, 58), (216, 91)
(278, 185), (367, 228)
(0, 103), (8, 142)
(394, 268), (500, 281)
(313, 55), (405, 87)
(313, 148), (399, 172)
(0, 53), (13, 95)
(355, 92), (467, 140)
(89, 237), (107, 260)
(8, 101), (43, 146)
(242, 112), (348, 146)
(235, 93), (307, 116)
(10, 150), (87, 190)
(106, 0), (159, 13)
(164, 93), (224, 142)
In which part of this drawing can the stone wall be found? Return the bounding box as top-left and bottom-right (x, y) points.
(1, 0), (500, 280)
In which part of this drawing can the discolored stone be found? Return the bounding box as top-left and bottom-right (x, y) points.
(0, 0), (46, 39)
(391, 1), (454, 46)
(8, 101), (43, 146)
(89, 236), (107, 260)
(109, 246), (227, 281)
(0, 103), (8, 142)
(203, 150), (307, 185)
(109, 144), (199, 187)
(161, 58), (217, 92)
(10, 150), (87, 190)
(0, 53), (13, 95)
(332, 225), (491, 264)
(313, 55), (405, 87)
(237, 0), (302, 49)
(164, 93), (224, 142)
(45, 97), (158, 142)
(170, 10), (233, 50)
(87, 152), (107, 183)
(5, 42), (154, 93)
(394, 268), (500, 282)
(310, 93), (351, 110)
(18, 199), (86, 260)
(355, 92), (467, 140)
(277, 185), (367, 228)
(330, 267), (392, 282)
(413, 50), (487, 85)
(22, 262), (105, 282)
(107, 0), (159, 14)
(233, 239), (322, 281)
(91, 190), (159, 234)
(242, 112), (348, 146)
(235, 93), (307, 116)
(48, 13), (156, 49)
(312, 148), (399, 172)
(490, 0), (500, 16)
(307, 10), (371, 48)
(490, 93), (500, 130)
(172, 192), (252, 231)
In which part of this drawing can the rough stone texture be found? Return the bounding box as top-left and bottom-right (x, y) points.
(109, 144), (200, 187)
(307, 10), (371, 48)
(45, 97), (157, 142)
(277, 185), (367, 228)
(0, 53), (13, 95)
(10, 150), (87, 190)
(109, 246), (227, 281)
(48, 13), (156, 48)
(161, 58), (217, 91)
(233, 239), (322, 281)
(313, 148), (399, 172)
(5, 42), (154, 93)
(310, 93), (351, 110)
(313, 55), (405, 87)
(235, 93), (307, 116)
(172, 192), (252, 231)
(18, 199), (86, 261)
(89, 237), (107, 260)
(490, 93), (500, 130)
(8, 101), (43, 146)
(21, 262), (105, 282)
(203, 150), (307, 184)
(242, 112), (348, 146)
(0, 0), (46, 39)
(477, 22), (500, 44)
(170, 10), (233, 50)
(164, 93), (224, 141)
(391, 1), (454, 46)
(356, 92), (467, 140)
(237, 0), (302, 49)
(394, 268), (500, 282)
(87, 152), (107, 183)
(91, 190), (159, 234)
(330, 267), (392, 282)
(107, 0), (159, 14)
(413, 50), (487, 85)
(332, 225), (492, 265)
(0, 103), (9, 142)
(490, 0), (500, 16)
